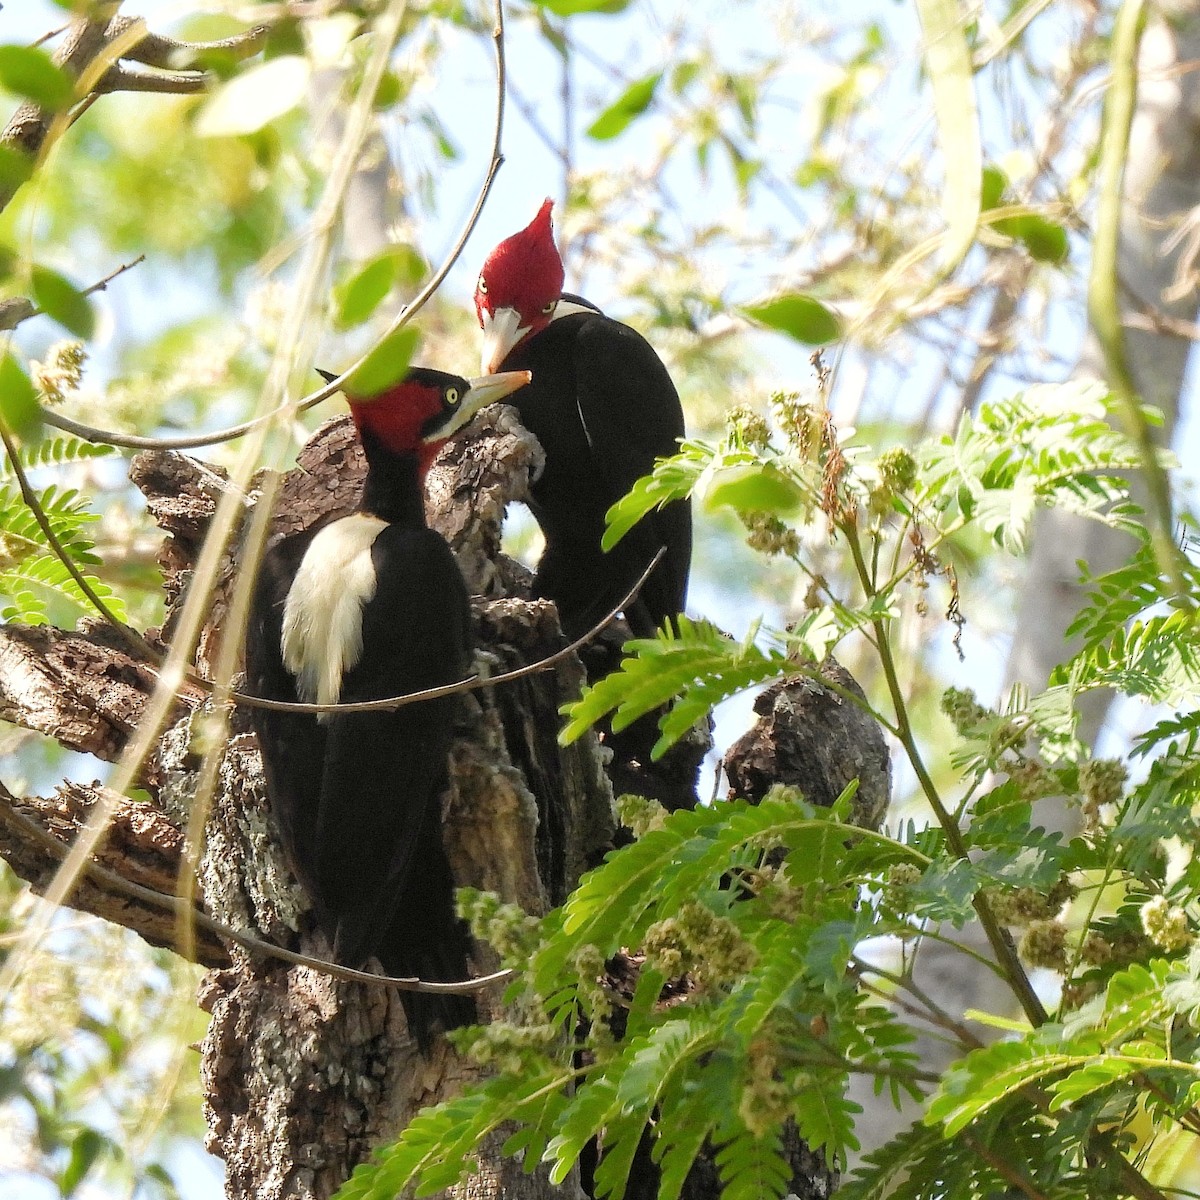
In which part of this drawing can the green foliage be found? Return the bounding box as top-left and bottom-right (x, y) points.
(0, 436), (124, 625)
(31, 265), (95, 339)
(0, 44), (74, 110)
(559, 617), (792, 758)
(339, 797), (923, 1200)
(740, 294), (842, 345)
(345, 326), (421, 396)
(341, 363), (1200, 1200)
(0, 351), (41, 441)
(587, 72), (663, 141)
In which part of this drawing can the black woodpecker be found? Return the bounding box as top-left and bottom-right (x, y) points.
(244, 365), (531, 1048)
(474, 200), (691, 641)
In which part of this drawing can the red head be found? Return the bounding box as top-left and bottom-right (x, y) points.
(332, 366), (531, 478)
(475, 199), (565, 373)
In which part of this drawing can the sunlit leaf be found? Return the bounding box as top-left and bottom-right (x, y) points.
(0, 145), (34, 195)
(0, 45), (74, 110)
(980, 164), (1007, 210)
(698, 461), (805, 516)
(916, 0), (982, 271)
(345, 326), (421, 397)
(741, 294), (841, 345)
(195, 56), (310, 137)
(31, 266), (95, 339)
(1000, 213), (1069, 264)
(333, 254), (398, 329)
(0, 353), (41, 441)
(587, 72), (662, 140)
(533, 0), (631, 15)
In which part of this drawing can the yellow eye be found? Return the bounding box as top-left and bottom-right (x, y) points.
(445, 387), (460, 406)
(542, 301), (556, 315)
(478, 277), (488, 294)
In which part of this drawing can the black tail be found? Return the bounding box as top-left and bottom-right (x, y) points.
(375, 843), (477, 1051)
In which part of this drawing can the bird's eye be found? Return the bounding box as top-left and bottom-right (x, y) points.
(478, 277), (488, 295)
(542, 301), (556, 315)
(445, 387), (460, 406)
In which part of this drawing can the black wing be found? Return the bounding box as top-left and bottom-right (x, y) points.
(244, 527), (328, 899)
(311, 526), (472, 968)
(572, 314), (692, 636)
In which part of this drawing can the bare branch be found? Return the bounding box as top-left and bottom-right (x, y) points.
(0, 254), (145, 333)
(0, 780), (512, 995)
(93, 66), (208, 95)
(104, 16), (270, 69)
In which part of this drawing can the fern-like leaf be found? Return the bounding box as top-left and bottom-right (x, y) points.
(713, 1124), (793, 1200)
(560, 616), (789, 758)
(603, 445), (707, 551)
(0, 436), (114, 476)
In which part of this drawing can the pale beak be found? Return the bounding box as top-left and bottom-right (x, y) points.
(426, 369), (532, 442)
(479, 306), (529, 374)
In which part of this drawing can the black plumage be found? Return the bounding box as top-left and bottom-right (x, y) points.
(499, 299), (691, 639)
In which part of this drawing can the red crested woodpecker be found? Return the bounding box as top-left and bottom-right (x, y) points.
(475, 200), (691, 640)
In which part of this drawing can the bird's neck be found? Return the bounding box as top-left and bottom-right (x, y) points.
(358, 427), (428, 527)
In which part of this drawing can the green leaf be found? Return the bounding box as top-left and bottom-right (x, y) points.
(195, 56), (310, 137)
(559, 616), (789, 758)
(714, 1125), (793, 1200)
(698, 460), (806, 516)
(1048, 1058), (1140, 1110)
(0, 145), (34, 195)
(587, 72), (662, 141)
(927, 1036), (1096, 1135)
(31, 266), (95, 339)
(534, 0), (632, 17)
(59, 1128), (107, 1197)
(998, 213), (1070, 264)
(915, 0), (982, 271)
(603, 448), (704, 551)
(333, 254), (399, 330)
(740, 294), (841, 345)
(0, 352), (42, 442)
(980, 164), (1007, 211)
(0, 45), (75, 110)
(345, 326), (421, 397)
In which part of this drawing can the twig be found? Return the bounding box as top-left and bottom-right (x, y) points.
(104, 16), (269, 68)
(852, 954), (986, 1049)
(962, 1133), (1049, 1200)
(0, 787), (511, 996)
(230, 548), (665, 716)
(94, 67), (208, 96)
(0, 255), (145, 333)
(1088, 0), (1190, 607)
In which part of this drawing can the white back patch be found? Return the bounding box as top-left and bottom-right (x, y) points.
(281, 514), (387, 712)
(552, 298), (601, 322)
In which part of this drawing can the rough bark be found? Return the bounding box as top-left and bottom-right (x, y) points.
(724, 660), (892, 829)
(0, 403), (878, 1198)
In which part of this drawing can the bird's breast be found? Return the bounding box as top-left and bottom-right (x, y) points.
(280, 514), (388, 711)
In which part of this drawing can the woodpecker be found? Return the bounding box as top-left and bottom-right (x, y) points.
(475, 200), (691, 640)
(244, 365), (531, 1047)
